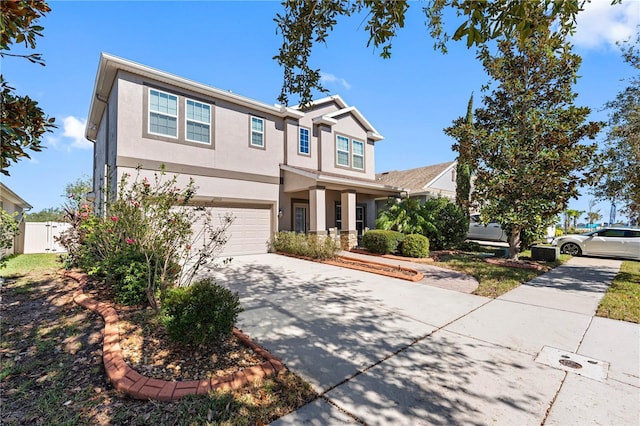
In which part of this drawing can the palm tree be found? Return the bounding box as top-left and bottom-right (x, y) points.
(565, 209), (583, 230)
(587, 211), (602, 228)
(376, 197), (428, 234)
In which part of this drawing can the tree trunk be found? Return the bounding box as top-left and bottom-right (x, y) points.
(508, 227), (521, 260)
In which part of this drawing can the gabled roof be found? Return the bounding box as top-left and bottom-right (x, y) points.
(375, 161), (456, 194)
(86, 53), (305, 140)
(299, 95), (384, 142)
(0, 183), (32, 209)
(292, 95), (348, 111)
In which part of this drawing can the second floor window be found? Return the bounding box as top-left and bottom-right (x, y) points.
(336, 135), (350, 167)
(251, 116), (264, 147)
(352, 140), (364, 170)
(149, 89), (178, 137)
(299, 127), (310, 155)
(186, 99), (211, 144)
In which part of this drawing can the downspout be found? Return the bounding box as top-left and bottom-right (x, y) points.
(88, 93), (109, 215)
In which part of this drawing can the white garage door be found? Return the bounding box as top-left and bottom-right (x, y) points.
(192, 205), (272, 256)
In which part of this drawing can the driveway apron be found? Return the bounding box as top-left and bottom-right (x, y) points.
(207, 254), (639, 425)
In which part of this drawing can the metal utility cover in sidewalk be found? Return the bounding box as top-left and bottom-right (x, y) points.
(535, 346), (609, 382)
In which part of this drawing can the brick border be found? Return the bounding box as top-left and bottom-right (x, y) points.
(277, 252), (424, 282)
(62, 270), (286, 401)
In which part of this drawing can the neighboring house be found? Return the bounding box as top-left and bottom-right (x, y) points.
(0, 183), (32, 257)
(374, 161), (457, 213)
(85, 53), (404, 255)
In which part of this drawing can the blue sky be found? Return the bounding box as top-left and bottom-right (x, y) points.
(3, 0), (639, 223)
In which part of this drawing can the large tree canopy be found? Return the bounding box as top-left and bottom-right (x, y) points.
(592, 33), (640, 225)
(1, 0), (55, 176)
(446, 18), (601, 260)
(274, 0), (605, 106)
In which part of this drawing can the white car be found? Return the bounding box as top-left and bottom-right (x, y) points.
(467, 214), (507, 242)
(552, 227), (640, 260)
(466, 214), (556, 243)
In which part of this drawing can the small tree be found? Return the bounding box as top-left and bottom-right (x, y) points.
(454, 93), (474, 219)
(592, 33), (640, 225)
(1, 1), (56, 175)
(446, 16), (601, 260)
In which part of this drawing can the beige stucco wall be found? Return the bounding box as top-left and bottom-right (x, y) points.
(317, 114), (376, 180)
(113, 72), (283, 179)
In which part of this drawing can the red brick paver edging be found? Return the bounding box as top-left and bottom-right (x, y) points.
(62, 270), (286, 401)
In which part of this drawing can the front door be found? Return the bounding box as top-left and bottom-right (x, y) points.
(293, 204), (308, 233)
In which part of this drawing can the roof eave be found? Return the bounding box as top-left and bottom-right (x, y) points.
(86, 52), (304, 141)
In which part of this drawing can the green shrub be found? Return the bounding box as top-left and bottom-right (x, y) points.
(362, 230), (405, 254)
(401, 234), (430, 258)
(421, 198), (467, 250)
(111, 258), (149, 306)
(161, 279), (243, 346)
(269, 231), (340, 260)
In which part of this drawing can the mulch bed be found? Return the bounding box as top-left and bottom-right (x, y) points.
(483, 257), (547, 271)
(81, 278), (264, 382)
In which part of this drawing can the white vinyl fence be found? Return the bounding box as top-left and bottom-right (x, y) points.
(23, 222), (71, 254)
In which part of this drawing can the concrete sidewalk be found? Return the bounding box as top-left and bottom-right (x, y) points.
(208, 254), (639, 425)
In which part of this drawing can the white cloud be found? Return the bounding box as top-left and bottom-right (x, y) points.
(320, 72), (352, 90)
(571, 0), (640, 50)
(46, 116), (92, 151)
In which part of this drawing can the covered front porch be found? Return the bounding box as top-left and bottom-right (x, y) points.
(278, 165), (405, 249)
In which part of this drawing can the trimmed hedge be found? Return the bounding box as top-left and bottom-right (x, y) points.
(269, 231), (340, 260)
(161, 279), (242, 346)
(402, 234), (430, 258)
(362, 230), (405, 254)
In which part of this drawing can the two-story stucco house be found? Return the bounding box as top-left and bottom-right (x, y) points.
(85, 53), (404, 255)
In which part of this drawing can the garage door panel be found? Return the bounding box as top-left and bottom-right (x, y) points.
(190, 206), (271, 256)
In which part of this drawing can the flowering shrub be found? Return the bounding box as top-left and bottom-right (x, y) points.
(59, 166), (233, 309)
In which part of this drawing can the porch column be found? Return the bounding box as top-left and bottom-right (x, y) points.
(340, 190), (357, 250)
(309, 185), (327, 236)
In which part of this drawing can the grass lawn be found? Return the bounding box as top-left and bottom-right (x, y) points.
(0, 253), (62, 278)
(1, 254), (316, 425)
(433, 248), (571, 298)
(596, 260), (640, 323)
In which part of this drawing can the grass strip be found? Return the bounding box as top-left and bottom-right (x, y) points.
(596, 260), (640, 323)
(434, 250), (571, 298)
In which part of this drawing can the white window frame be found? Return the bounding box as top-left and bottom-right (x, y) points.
(352, 139), (364, 170)
(299, 127), (310, 155)
(148, 88), (178, 138)
(336, 135), (350, 167)
(250, 116), (265, 148)
(185, 98), (211, 144)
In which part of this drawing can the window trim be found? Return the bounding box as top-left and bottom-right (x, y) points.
(148, 88), (178, 139)
(185, 98), (211, 144)
(249, 116), (265, 149)
(352, 139), (364, 170)
(298, 126), (311, 156)
(336, 134), (350, 167)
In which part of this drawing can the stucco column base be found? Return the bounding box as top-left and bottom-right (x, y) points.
(340, 230), (358, 250)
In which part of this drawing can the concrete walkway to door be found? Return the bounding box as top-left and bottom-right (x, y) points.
(206, 254), (639, 425)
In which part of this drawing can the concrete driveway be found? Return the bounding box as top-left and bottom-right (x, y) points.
(207, 254), (640, 425)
